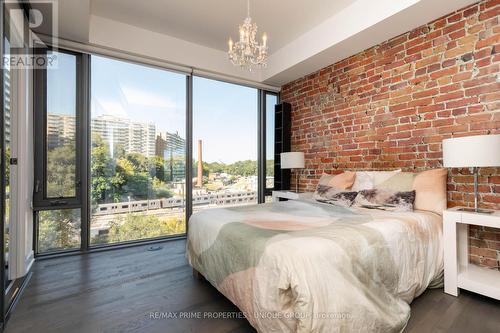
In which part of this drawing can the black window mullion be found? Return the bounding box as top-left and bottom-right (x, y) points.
(74, 52), (83, 207)
(263, 91), (279, 197)
(257, 90), (265, 203)
(80, 53), (90, 251)
(33, 50), (47, 208)
(185, 75), (193, 228)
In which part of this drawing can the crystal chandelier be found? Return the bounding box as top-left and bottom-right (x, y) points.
(227, 0), (268, 71)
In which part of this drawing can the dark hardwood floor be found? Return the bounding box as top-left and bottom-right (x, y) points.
(5, 239), (500, 333)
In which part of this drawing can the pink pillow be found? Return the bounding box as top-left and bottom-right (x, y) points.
(413, 169), (448, 215)
(317, 172), (356, 190)
(374, 168), (448, 215)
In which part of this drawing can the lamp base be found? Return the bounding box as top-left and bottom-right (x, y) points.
(465, 167), (493, 215)
(457, 207), (495, 214)
(294, 169), (300, 193)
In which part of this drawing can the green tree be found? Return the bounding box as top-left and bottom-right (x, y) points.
(38, 209), (80, 252)
(46, 142), (76, 197)
(113, 143), (126, 159)
(226, 160), (257, 176)
(91, 135), (118, 204)
(126, 152), (148, 172)
(149, 156), (166, 182)
(98, 214), (185, 244)
(197, 160), (261, 177)
(118, 157), (149, 200)
(266, 159), (274, 177)
(152, 178), (173, 198)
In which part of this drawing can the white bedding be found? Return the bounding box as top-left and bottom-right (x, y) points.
(187, 199), (443, 332)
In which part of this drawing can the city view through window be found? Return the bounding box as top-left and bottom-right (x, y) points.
(193, 77), (259, 213)
(89, 55), (187, 245)
(38, 54), (276, 252)
(38, 51), (81, 252)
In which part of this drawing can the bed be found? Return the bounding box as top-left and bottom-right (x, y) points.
(186, 197), (443, 333)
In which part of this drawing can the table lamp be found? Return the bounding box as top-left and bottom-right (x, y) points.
(443, 134), (500, 213)
(281, 152), (305, 193)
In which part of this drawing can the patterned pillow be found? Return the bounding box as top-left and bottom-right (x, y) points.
(373, 168), (447, 215)
(354, 189), (416, 212)
(314, 185), (358, 207)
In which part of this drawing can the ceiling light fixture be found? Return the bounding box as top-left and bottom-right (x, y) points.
(227, 0), (268, 71)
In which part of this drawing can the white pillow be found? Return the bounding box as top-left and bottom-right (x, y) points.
(351, 170), (401, 191)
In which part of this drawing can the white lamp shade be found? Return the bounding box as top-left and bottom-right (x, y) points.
(281, 152), (305, 169)
(443, 134), (500, 167)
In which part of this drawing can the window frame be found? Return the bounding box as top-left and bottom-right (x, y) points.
(33, 48), (85, 210)
(261, 91), (280, 199)
(192, 76), (261, 207)
(87, 53), (188, 248)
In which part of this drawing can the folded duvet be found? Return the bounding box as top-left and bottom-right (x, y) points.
(187, 200), (443, 333)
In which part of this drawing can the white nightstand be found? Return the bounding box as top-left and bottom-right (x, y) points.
(272, 190), (300, 202)
(443, 207), (500, 300)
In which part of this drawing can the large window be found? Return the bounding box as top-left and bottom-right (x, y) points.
(192, 77), (258, 211)
(33, 47), (278, 255)
(34, 50), (82, 254)
(90, 56), (186, 245)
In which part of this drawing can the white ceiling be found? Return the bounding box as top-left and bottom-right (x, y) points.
(90, 0), (356, 55)
(32, 0), (480, 87)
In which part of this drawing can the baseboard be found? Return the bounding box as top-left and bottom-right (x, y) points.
(3, 271), (32, 325)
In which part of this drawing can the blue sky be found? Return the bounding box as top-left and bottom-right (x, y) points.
(47, 52), (76, 117)
(193, 76), (258, 164)
(48, 53), (276, 164)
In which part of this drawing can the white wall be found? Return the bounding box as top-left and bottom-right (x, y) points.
(9, 63), (34, 279)
(5, 1), (34, 279)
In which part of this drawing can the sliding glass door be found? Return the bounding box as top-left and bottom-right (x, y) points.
(192, 77), (258, 211)
(89, 56), (186, 245)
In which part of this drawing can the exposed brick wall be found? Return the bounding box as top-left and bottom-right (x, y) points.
(281, 0), (500, 269)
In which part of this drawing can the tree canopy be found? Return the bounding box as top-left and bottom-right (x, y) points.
(90, 134), (175, 206)
(195, 159), (274, 177)
(92, 214), (185, 244)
